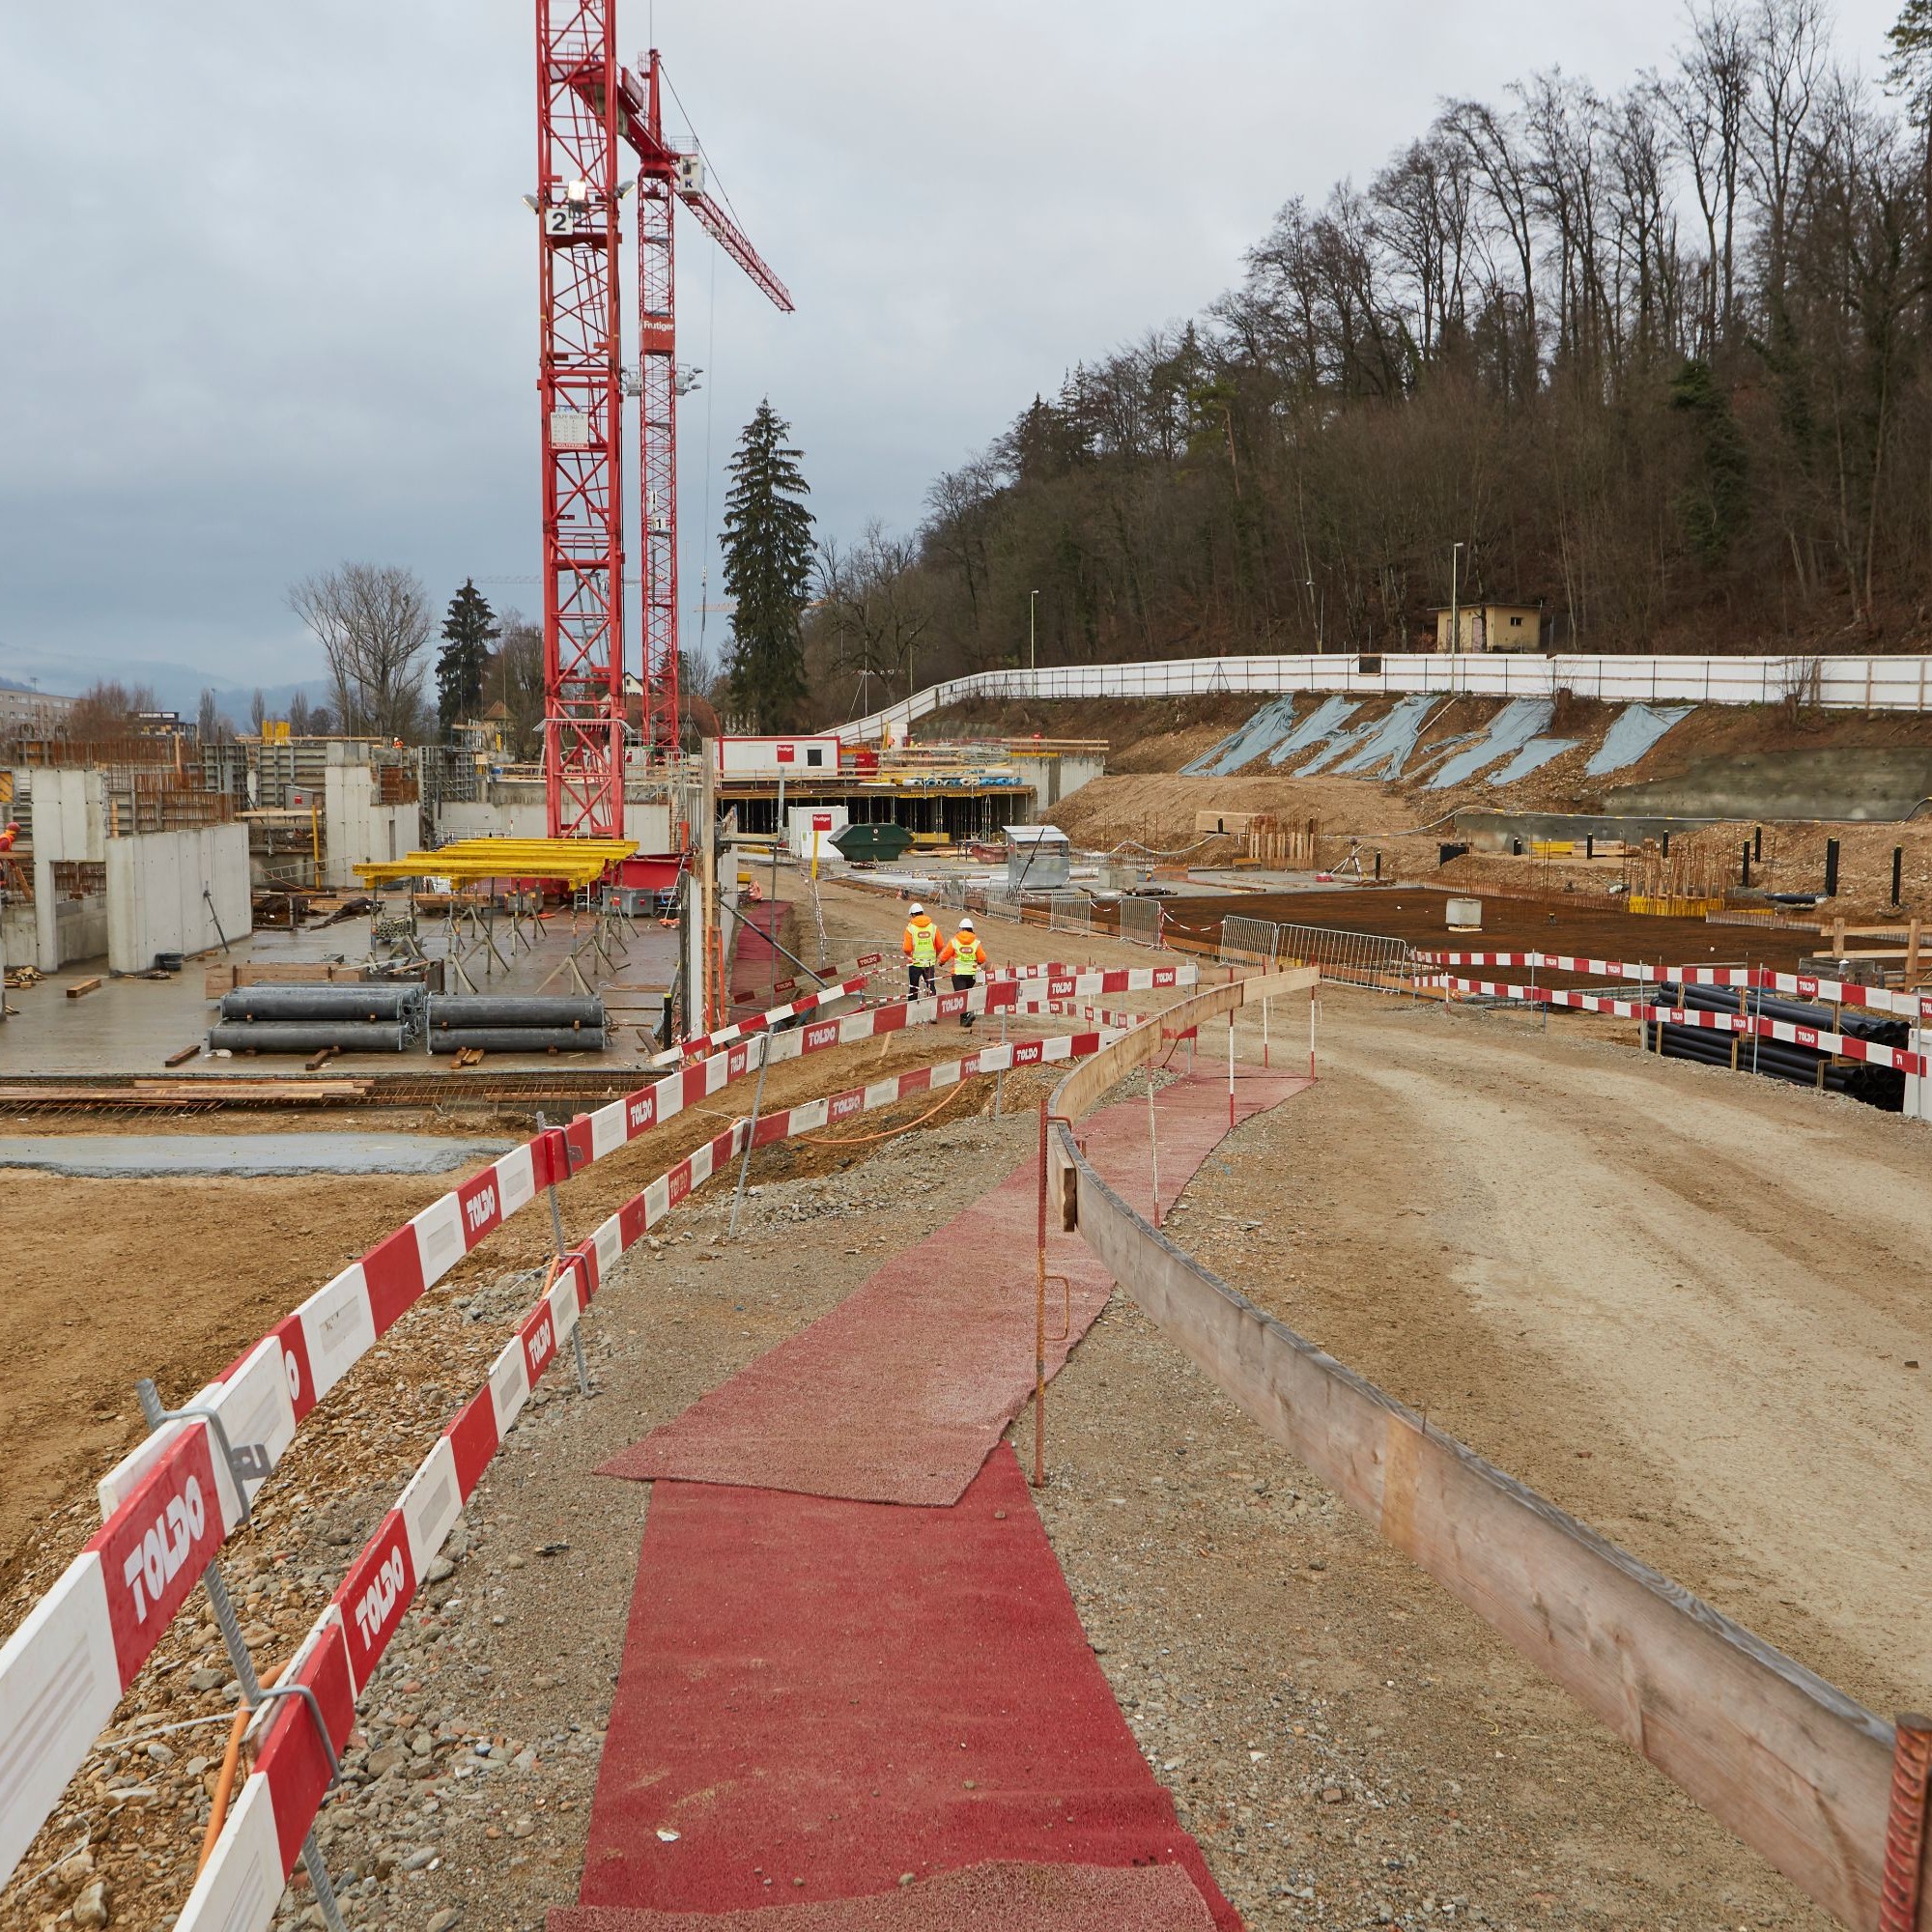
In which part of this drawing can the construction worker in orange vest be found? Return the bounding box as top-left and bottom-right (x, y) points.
(949, 917), (987, 1028)
(902, 902), (949, 998)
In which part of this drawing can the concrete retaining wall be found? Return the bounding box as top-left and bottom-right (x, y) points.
(105, 824), (252, 973)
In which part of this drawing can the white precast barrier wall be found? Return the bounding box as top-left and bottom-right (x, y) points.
(831, 652), (1932, 745)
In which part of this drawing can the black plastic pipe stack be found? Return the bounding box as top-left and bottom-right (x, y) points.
(209, 980), (425, 1054)
(208, 1021), (410, 1055)
(1640, 981), (1905, 1110)
(425, 995), (607, 1056)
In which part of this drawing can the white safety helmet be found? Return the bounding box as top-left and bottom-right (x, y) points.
(959, 918), (975, 930)
(909, 901), (924, 916)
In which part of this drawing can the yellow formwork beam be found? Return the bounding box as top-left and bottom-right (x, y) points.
(354, 837), (637, 890)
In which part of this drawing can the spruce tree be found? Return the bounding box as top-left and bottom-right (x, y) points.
(436, 579), (498, 730)
(721, 401), (813, 729)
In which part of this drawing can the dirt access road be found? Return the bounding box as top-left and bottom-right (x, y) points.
(1178, 991), (1932, 1719)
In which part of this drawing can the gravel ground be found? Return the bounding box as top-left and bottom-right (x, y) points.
(12, 882), (1906, 1932)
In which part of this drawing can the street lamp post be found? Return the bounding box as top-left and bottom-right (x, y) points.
(1448, 540), (1466, 690)
(1029, 588), (1039, 673)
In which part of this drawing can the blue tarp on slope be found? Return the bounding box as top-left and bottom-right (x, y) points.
(1426, 698), (1553, 789)
(1330, 695), (1437, 780)
(1487, 737), (1580, 785)
(1585, 703), (1692, 777)
(1264, 695), (1360, 766)
(1180, 696), (1300, 777)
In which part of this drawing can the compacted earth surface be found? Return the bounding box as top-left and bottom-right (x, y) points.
(5, 885), (1923, 1931)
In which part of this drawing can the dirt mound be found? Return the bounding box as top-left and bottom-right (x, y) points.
(1052, 772), (1420, 857)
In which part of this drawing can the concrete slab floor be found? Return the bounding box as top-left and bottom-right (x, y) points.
(0, 907), (681, 1077)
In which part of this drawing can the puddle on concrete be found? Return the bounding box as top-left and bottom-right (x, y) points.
(0, 1134), (514, 1179)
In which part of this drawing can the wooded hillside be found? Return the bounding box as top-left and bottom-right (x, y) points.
(808, 0), (1932, 719)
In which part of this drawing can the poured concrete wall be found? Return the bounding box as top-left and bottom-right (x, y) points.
(23, 768), (106, 862)
(323, 766), (417, 889)
(104, 823), (251, 973)
(1010, 752), (1105, 810)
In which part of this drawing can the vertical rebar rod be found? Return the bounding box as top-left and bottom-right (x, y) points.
(1147, 1077), (1161, 1229)
(1878, 1714), (1932, 1932)
(729, 1037), (773, 1236)
(1033, 1097), (1048, 1489)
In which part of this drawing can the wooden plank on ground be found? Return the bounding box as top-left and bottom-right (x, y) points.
(66, 978), (101, 999)
(163, 1044), (201, 1067)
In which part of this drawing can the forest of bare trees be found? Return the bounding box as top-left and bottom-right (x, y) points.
(806, 0), (1932, 715)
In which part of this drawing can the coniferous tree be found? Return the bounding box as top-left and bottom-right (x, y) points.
(721, 401), (813, 729)
(436, 579), (498, 731)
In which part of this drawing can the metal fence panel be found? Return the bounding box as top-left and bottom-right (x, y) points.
(1219, 915), (1279, 967)
(1118, 898), (1164, 949)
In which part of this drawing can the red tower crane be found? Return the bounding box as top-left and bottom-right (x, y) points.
(534, 10), (792, 840)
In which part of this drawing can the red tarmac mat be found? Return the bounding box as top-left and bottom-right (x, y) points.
(560, 1447), (1236, 1929)
(599, 1068), (1309, 1507)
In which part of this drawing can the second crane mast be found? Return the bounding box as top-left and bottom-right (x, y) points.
(535, 16), (793, 840)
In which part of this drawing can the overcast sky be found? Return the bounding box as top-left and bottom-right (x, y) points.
(0, 0), (1904, 696)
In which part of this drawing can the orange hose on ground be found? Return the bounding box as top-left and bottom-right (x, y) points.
(799, 1078), (973, 1147)
(196, 1703), (252, 1876)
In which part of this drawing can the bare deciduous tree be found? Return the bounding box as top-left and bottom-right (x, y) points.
(288, 563), (435, 741)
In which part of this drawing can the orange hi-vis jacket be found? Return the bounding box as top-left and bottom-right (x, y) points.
(950, 931), (986, 979)
(903, 915), (950, 968)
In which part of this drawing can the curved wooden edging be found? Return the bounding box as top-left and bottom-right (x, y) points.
(1047, 970), (1910, 1932)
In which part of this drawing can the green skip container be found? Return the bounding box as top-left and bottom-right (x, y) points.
(830, 821), (915, 863)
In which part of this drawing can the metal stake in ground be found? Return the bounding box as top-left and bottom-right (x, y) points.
(1147, 1074), (1161, 1229)
(134, 1380), (347, 1932)
(729, 1035), (774, 1237)
(1033, 1099), (1048, 1489)
(535, 1112), (590, 1395)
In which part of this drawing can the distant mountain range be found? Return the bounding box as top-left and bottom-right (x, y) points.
(0, 644), (328, 724)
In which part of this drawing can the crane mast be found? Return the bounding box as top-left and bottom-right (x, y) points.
(535, 0), (627, 840)
(536, 24), (792, 838)
(633, 54), (681, 763)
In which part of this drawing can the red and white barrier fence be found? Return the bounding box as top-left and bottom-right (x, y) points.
(0, 963), (1187, 1884)
(1420, 950), (1932, 1023)
(650, 972), (868, 1066)
(173, 1023), (1124, 1931)
(1434, 973), (1928, 1078)
(663, 960), (1196, 1066)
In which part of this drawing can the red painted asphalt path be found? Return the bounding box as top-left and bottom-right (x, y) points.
(553, 1067), (1310, 1931)
(552, 1450), (1229, 1931)
(602, 1069), (1312, 1506)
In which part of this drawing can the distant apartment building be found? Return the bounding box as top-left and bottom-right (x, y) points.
(0, 682), (77, 737)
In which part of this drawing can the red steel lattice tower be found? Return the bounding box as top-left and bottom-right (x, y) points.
(536, 0), (626, 838)
(633, 55), (680, 762)
(613, 53), (794, 765)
